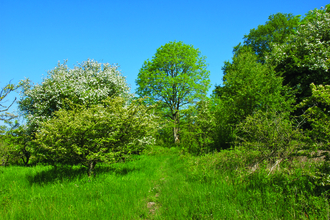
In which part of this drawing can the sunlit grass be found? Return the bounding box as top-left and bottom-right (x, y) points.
(0, 147), (329, 219)
(0, 154), (168, 219)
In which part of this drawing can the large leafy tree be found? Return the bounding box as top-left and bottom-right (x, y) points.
(268, 5), (330, 104)
(19, 59), (130, 129)
(136, 41), (210, 144)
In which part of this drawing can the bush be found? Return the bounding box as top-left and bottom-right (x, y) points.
(35, 97), (157, 176)
(235, 109), (305, 163)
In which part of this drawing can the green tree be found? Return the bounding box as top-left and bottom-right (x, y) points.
(216, 12), (300, 94)
(236, 109), (305, 163)
(214, 47), (294, 149)
(243, 13), (300, 63)
(136, 41), (210, 144)
(35, 97), (157, 176)
(268, 5), (330, 104)
(179, 98), (216, 154)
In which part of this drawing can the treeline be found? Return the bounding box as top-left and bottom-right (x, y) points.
(0, 4), (329, 184)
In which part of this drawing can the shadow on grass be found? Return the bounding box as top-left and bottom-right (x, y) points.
(26, 163), (139, 185)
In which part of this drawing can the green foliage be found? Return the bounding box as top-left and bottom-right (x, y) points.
(298, 83), (330, 149)
(136, 41), (210, 143)
(214, 48), (294, 150)
(179, 99), (216, 154)
(243, 13), (300, 63)
(235, 109), (305, 163)
(0, 138), (14, 167)
(297, 83), (330, 187)
(35, 97), (157, 176)
(268, 5), (330, 104)
(5, 125), (34, 166)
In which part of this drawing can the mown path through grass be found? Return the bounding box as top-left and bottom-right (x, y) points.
(1, 149), (329, 219)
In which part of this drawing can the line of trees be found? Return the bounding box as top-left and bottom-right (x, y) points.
(0, 5), (329, 181)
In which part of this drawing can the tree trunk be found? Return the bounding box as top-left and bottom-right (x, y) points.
(2, 155), (9, 167)
(173, 126), (180, 144)
(21, 154), (30, 166)
(173, 111), (180, 144)
(88, 161), (97, 177)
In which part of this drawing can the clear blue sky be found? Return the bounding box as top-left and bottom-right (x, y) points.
(0, 0), (328, 119)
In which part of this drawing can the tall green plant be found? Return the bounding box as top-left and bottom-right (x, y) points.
(268, 5), (330, 104)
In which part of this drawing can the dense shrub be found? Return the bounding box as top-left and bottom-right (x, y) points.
(235, 109), (305, 163)
(35, 97), (157, 176)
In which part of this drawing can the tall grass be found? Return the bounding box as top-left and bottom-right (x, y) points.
(0, 146), (329, 219)
(0, 154), (169, 219)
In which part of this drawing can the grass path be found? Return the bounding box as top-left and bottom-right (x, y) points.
(1, 150), (329, 219)
(0, 154), (172, 219)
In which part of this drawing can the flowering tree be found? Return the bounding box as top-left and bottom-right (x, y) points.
(19, 59), (131, 128)
(35, 97), (157, 176)
(268, 5), (330, 103)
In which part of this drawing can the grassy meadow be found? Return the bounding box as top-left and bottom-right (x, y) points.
(1, 146), (329, 219)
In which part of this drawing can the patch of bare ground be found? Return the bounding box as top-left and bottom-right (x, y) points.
(146, 161), (168, 218)
(247, 150), (328, 175)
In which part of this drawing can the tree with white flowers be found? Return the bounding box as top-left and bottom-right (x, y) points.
(19, 59), (131, 129)
(267, 5), (330, 103)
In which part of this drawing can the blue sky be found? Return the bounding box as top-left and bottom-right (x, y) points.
(0, 0), (328, 120)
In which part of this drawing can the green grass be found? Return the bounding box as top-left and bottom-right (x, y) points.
(1, 147), (329, 219)
(0, 154), (168, 219)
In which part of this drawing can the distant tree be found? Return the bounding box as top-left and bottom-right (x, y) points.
(35, 97), (157, 176)
(136, 41), (210, 144)
(19, 59), (131, 130)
